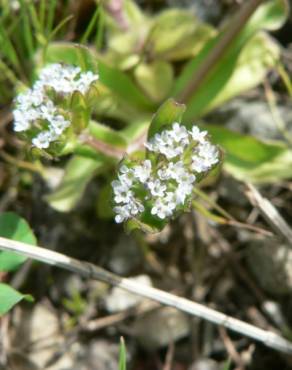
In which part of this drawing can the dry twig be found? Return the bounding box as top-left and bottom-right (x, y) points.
(0, 236), (292, 355)
(245, 183), (292, 246)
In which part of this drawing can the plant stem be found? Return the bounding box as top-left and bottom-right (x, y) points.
(178, 0), (263, 103)
(0, 236), (292, 355)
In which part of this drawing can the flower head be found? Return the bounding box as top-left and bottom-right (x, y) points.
(13, 63), (99, 151)
(112, 123), (220, 225)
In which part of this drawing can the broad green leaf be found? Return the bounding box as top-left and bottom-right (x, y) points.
(0, 213), (36, 272)
(89, 86), (147, 123)
(244, 0), (289, 34)
(119, 337), (127, 370)
(45, 156), (104, 212)
(205, 125), (292, 183)
(98, 60), (153, 110)
(199, 32), (280, 115)
(146, 8), (216, 61)
(134, 61), (174, 102)
(42, 42), (98, 71)
(173, 0), (288, 120)
(147, 98), (186, 139)
(88, 121), (128, 149)
(0, 283), (33, 316)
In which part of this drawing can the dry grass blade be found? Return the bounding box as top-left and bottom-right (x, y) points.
(245, 183), (292, 246)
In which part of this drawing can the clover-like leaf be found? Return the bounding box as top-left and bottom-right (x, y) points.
(0, 283), (33, 316)
(0, 212), (36, 272)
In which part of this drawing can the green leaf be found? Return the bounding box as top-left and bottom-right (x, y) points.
(199, 32), (280, 114)
(134, 61), (174, 102)
(147, 98), (186, 140)
(0, 213), (36, 272)
(245, 0), (289, 34)
(88, 121), (128, 149)
(205, 125), (292, 183)
(45, 156), (104, 212)
(0, 283), (33, 316)
(119, 337), (127, 370)
(70, 91), (91, 132)
(42, 42), (98, 71)
(146, 8), (216, 61)
(98, 60), (153, 110)
(173, 0), (288, 120)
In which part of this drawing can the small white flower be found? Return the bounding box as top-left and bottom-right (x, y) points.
(133, 160), (152, 183)
(112, 180), (133, 204)
(175, 181), (193, 204)
(32, 131), (53, 149)
(159, 144), (183, 159)
(120, 165), (130, 174)
(198, 142), (219, 163)
(119, 173), (134, 187)
(191, 156), (210, 173)
(117, 165), (135, 187)
(114, 204), (132, 223)
(191, 142), (219, 172)
(14, 119), (30, 132)
(148, 179), (166, 197)
(151, 195), (175, 219)
(75, 71), (99, 94)
(39, 100), (56, 121)
(170, 122), (189, 145)
(49, 115), (70, 135)
(129, 199), (145, 215)
(13, 110), (31, 132)
(190, 126), (207, 142)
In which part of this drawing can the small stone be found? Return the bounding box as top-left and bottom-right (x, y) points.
(108, 235), (143, 275)
(132, 306), (190, 350)
(246, 237), (292, 295)
(189, 358), (220, 370)
(215, 100), (292, 141)
(104, 275), (152, 313)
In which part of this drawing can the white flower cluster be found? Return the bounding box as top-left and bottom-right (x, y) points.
(112, 123), (219, 224)
(13, 63), (99, 149)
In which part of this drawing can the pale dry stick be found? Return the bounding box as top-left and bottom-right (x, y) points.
(245, 183), (292, 246)
(83, 300), (160, 332)
(0, 236), (292, 355)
